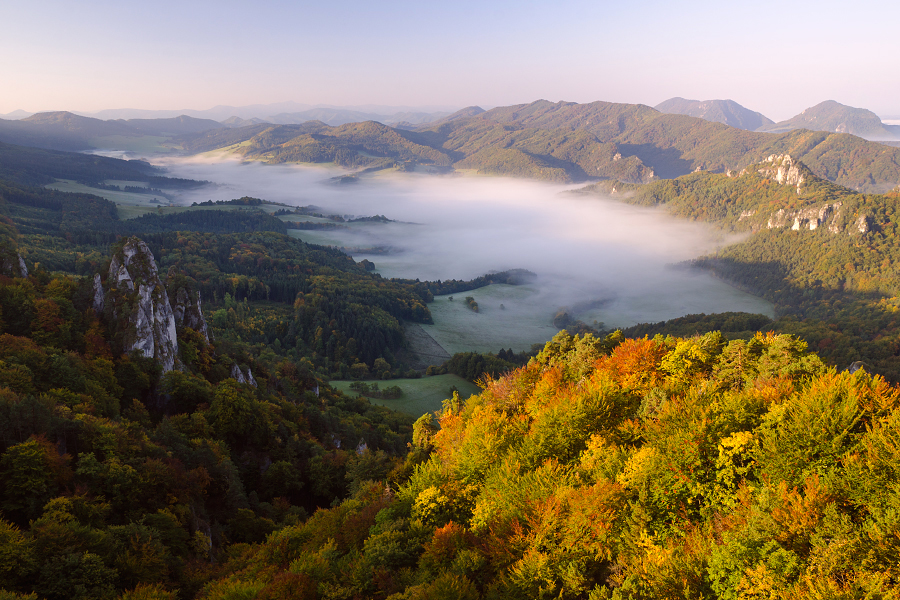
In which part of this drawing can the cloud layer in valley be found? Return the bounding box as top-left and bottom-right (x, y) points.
(157, 158), (772, 334)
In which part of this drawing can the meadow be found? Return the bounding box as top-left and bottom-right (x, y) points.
(328, 374), (480, 416)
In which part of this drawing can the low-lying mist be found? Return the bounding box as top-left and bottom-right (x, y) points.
(157, 157), (772, 346)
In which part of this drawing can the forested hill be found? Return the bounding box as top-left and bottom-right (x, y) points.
(0, 140), (206, 190)
(457, 100), (900, 191)
(0, 232), (421, 599)
(0, 111), (223, 151)
(174, 100), (900, 192)
(142, 329), (900, 599)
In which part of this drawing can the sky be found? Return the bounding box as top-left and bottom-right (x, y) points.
(2, 0), (898, 121)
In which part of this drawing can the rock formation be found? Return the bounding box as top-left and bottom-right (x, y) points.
(230, 364), (258, 388)
(103, 237), (179, 372)
(757, 154), (806, 194)
(0, 237), (27, 278)
(168, 273), (210, 342)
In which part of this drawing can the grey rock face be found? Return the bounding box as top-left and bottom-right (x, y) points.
(758, 154), (805, 194)
(106, 238), (179, 372)
(171, 285), (210, 342)
(230, 364), (258, 388)
(230, 364), (247, 384)
(0, 247), (27, 278)
(93, 273), (104, 314)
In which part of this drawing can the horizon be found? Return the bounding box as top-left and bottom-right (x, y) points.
(4, 97), (900, 124)
(2, 0), (898, 122)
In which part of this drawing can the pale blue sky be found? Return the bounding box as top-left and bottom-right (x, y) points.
(2, 0), (898, 120)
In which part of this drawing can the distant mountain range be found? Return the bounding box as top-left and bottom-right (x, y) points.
(654, 98), (774, 131)
(0, 112), (224, 151)
(0, 103), (455, 130)
(268, 108), (451, 127)
(3, 100), (900, 193)
(655, 98), (900, 142)
(172, 99), (900, 192)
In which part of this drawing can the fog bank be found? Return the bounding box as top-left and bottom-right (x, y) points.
(157, 158), (772, 336)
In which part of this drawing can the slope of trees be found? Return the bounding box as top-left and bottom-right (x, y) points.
(145, 329), (900, 599)
(0, 259), (416, 600)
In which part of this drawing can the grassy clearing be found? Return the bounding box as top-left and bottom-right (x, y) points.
(421, 280), (774, 355)
(329, 374), (480, 417)
(46, 180), (169, 212)
(44, 180), (294, 219)
(286, 229), (349, 246)
(423, 285), (560, 355)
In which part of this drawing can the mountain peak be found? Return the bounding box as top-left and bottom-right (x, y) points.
(759, 100), (900, 141)
(654, 97), (774, 130)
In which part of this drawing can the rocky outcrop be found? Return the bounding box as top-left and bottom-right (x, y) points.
(104, 237), (179, 372)
(0, 241), (27, 278)
(768, 202), (843, 232)
(92, 274), (104, 314)
(169, 280), (210, 342)
(764, 201), (872, 236)
(231, 364), (247, 384)
(757, 154), (806, 194)
(768, 203), (839, 231)
(230, 364), (258, 388)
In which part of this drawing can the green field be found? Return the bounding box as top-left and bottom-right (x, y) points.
(576, 273), (775, 328)
(422, 285), (560, 355)
(45, 180), (171, 218)
(329, 374), (480, 417)
(44, 180), (298, 219)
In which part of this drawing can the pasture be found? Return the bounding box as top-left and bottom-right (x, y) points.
(422, 285), (560, 355)
(329, 374), (480, 417)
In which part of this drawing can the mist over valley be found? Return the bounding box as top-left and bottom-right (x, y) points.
(153, 157), (772, 352)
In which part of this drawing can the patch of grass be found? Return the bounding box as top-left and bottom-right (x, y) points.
(44, 180), (294, 219)
(45, 179), (153, 203)
(329, 374), (480, 417)
(423, 285), (559, 355)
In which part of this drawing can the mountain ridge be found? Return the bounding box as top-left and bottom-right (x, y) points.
(654, 97), (774, 130)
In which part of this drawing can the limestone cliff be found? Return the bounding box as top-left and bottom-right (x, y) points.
(0, 251), (27, 278)
(167, 272), (210, 342)
(0, 232), (27, 278)
(756, 154), (807, 194)
(230, 364), (258, 388)
(103, 237), (179, 372)
(733, 155), (869, 236)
